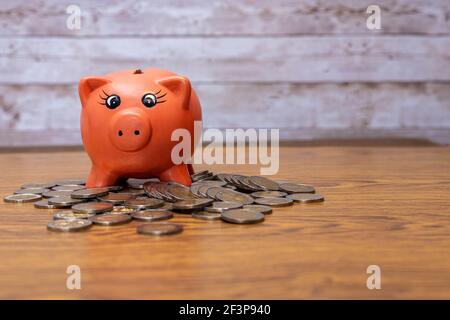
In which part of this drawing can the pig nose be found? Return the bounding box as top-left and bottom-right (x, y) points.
(109, 109), (152, 152)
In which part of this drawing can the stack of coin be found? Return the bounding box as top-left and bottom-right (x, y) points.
(3, 172), (325, 235)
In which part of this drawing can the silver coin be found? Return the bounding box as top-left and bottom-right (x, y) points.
(34, 199), (61, 209)
(206, 186), (227, 199)
(192, 180), (227, 187)
(249, 176), (280, 191)
(72, 202), (113, 214)
(254, 197), (293, 207)
(14, 188), (49, 195)
(215, 189), (254, 205)
(131, 210), (173, 221)
(3, 193), (42, 203)
(118, 189), (147, 196)
(127, 178), (158, 189)
(279, 183), (315, 194)
(137, 222), (183, 236)
(191, 171), (214, 182)
(221, 209), (265, 224)
(172, 198), (214, 211)
(90, 213), (132, 226)
(191, 170), (209, 179)
(205, 201), (243, 213)
(48, 196), (86, 207)
(251, 191), (287, 198)
(286, 193), (325, 203)
(21, 182), (55, 189)
(124, 198), (165, 210)
(53, 210), (95, 220)
(71, 188), (109, 199)
(47, 219), (92, 232)
(99, 193), (136, 205)
(167, 183), (197, 201)
(243, 204), (273, 215)
(52, 185), (85, 192)
(53, 179), (86, 186)
(192, 211), (222, 220)
(107, 185), (124, 192)
(43, 190), (74, 198)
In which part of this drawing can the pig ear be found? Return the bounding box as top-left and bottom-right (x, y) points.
(78, 76), (111, 106)
(157, 76), (191, 109)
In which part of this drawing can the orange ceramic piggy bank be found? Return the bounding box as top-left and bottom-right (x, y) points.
(78, 68), (202, 188)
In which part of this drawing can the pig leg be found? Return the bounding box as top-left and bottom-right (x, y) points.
(158, 163), (192, 186)
(86, 165), (119, 188)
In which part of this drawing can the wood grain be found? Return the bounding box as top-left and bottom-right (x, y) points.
(0, 146), (449, 299)
(1, 82), (450, 146)
(1, 36), (450, 84)
(2, 0), (449, 36)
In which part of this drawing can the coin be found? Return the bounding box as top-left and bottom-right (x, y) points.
(131, 210), (173, 221)
(127, 178), (158, 189)
(251, 191), (287, 198)
(286, 193), (325, 203)
(48, 196), (86, 207)
(192, 180), (227, 187)
(14, 188), (49, 195)
(72, 202), (114, 214)
(21, 183), (55, 189)
(137, 222), (183, 236)
(53, 179), (86, 186)
(34, 199), (61, 209)
(205, 201), (243, 213)
(99, 193), (136, 205)
(47, 219), (92, 232)
(243, 204), (273, 215)
(43, 190), (74, 198)
(53, 210), (95, 220)
(172, 198), (214, 211)
(215, 189), (254, 205)
(279, 183), (315, 194)
(3, 193), (42, 203)
(124, 198), (165, 210)
(249, 176), (280, 191)
(192, 211), (222, 220)
(52, 185), (85, 192)
(107, 185), (124, 192)
(71, 188), (109, 199)
(167, 183), (197, 201)
(254, 197), (293, 207)
(206, 186), (226, 199)
(221, 209), (265, 224)
(111, 206), (138, 215)
(90, 213), (132, 226)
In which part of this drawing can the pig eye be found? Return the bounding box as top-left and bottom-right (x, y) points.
(105, 95), (121, 109)
(142, 93), (157, 108)
(142, 90), (167, 108)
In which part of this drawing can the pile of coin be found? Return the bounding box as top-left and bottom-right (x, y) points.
(3, 171), (324, 236)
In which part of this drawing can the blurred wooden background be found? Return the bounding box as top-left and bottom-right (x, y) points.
(0, 0), (449, 146)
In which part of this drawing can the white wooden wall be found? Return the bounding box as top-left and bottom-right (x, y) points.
(0, 0), (449, 146)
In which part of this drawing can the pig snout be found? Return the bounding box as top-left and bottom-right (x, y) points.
(109, 109), (152, 152)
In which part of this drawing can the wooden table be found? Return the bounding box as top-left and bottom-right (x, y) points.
(0, 146), (449, 299)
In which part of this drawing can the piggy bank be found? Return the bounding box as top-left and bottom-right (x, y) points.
(78, 68), (202, 188)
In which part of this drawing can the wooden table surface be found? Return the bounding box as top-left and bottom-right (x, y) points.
(0, 146), (449, 299)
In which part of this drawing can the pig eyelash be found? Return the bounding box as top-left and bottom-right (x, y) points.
(98, 90), (110, 105)
(155, 91), (167, 104)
